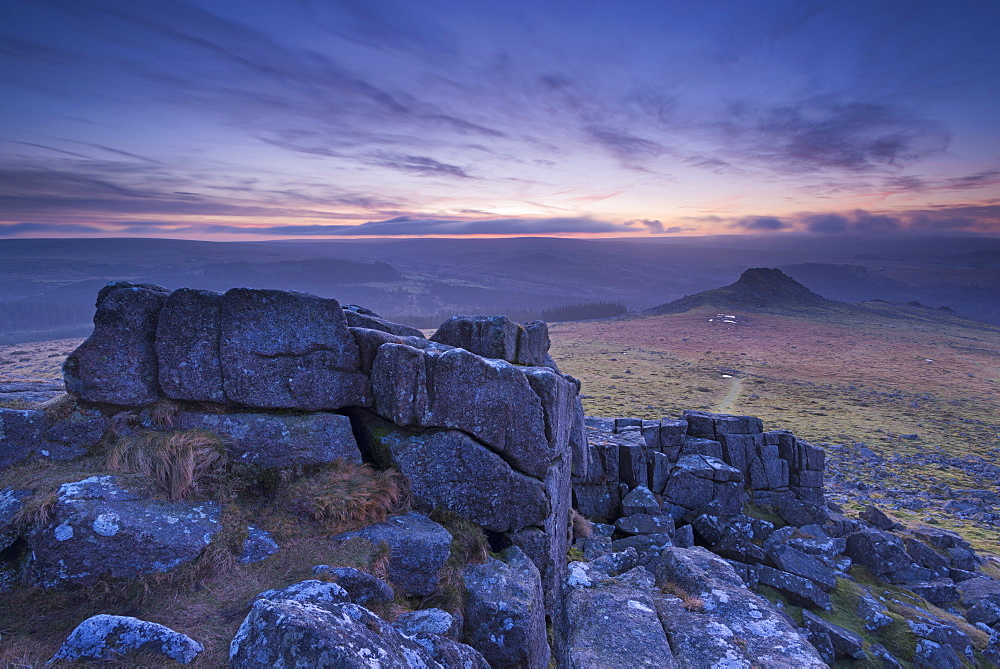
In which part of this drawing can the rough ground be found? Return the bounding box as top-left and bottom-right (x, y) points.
(550, 307), (1000, 555)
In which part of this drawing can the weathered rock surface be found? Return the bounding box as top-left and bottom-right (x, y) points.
(343, 304), (425, 338)
(431, 314), (551, 366)
(239, 525), (279, 564)
(0, 488), (31, 552)
(252, 579), (351, 612)
(392, 608), (458, 638)
(230, 599), (448, 667)
(155, 288), (226, 403)
(219, 288), (371, 410)
(0, 407), (108, 470)
(357, 413), (548, 533)
(27, 475), (220, 586)
(371, 344), (550, 478)
(176, 410), (363, 468)
(0, 409), (43, 470)
(49, 614), (203, 664)
(311, 565), (395, 605)
(563, 563), (675, 668)
(39, 406), (109, 461)
(334, 512), (451, 597)
(63, 282), (170, 405)
(656, 546), (827, 667)
(463, 546), (549, 669)
(652, 594), (749, 668)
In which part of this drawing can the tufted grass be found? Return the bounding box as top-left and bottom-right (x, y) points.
(284, 460), (410, 530)
(38, 392), (77, 422)
(659, 581), (705, 612)
(571, 508), (593, 539)
(106, 429), (228, 501)
(419, 509), (489, 614)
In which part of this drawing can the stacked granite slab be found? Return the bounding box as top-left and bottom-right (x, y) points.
(16, 282), (583, 617)
(573, 409), (826, 526)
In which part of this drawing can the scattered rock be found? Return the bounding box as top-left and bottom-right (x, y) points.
(392, 608), (458, 638)
(463, 546), (549, 668)
(802, 609), (865, 659)
(621, 486), (661, 516)
(27, 475), (220, 587)
(50, 614), (202, 664)
(239, 526), (279, 564)
(252, 580), (350, 612)
(311, 565), (394, 605)
(229, 599), (442, 667)
(333, 512), (451, 597)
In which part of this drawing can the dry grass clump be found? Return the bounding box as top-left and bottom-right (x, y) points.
(660, 581), (705, 612)
(11, 490), (58, 534)
(286, 460), (409, 530)
(39, 392), (77, 422)
(571, 508), (593, 539)
(106, 429), (228, 501)
(147, 397), (183, 428)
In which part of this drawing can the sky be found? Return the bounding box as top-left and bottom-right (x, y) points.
(1, 0), (999, 240)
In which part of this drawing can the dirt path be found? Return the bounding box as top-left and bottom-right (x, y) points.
(715, 376), (744, 414)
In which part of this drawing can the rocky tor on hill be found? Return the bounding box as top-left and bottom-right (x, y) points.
(0, 280), (998, 667)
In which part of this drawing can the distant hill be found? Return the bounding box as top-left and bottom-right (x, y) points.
(641, 267), (995, 332)
(644, 267), (838, 316)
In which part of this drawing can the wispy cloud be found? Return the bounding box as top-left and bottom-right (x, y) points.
(726, 102), (950, 173)
(363, 153), (474, 179)
(584, 126), (666, 163)
(0, 215), (658, 238)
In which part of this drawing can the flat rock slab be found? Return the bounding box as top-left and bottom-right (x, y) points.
(50, 614), (203, 664)
(653, 594), (750, 668)
(363, 417), (548, 533)
(1, 407), (110, 470)
(0, 379), (64, 406)
(176, 410), (362, 468)
(27, 475), (220, 586)
(371, 344), (551, 478)
(656, 546), (828, 667)
(565, 581), (676, 668)
(219, 288), (370, 410)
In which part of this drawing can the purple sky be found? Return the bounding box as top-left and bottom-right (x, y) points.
(2, 0), (998, 239)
